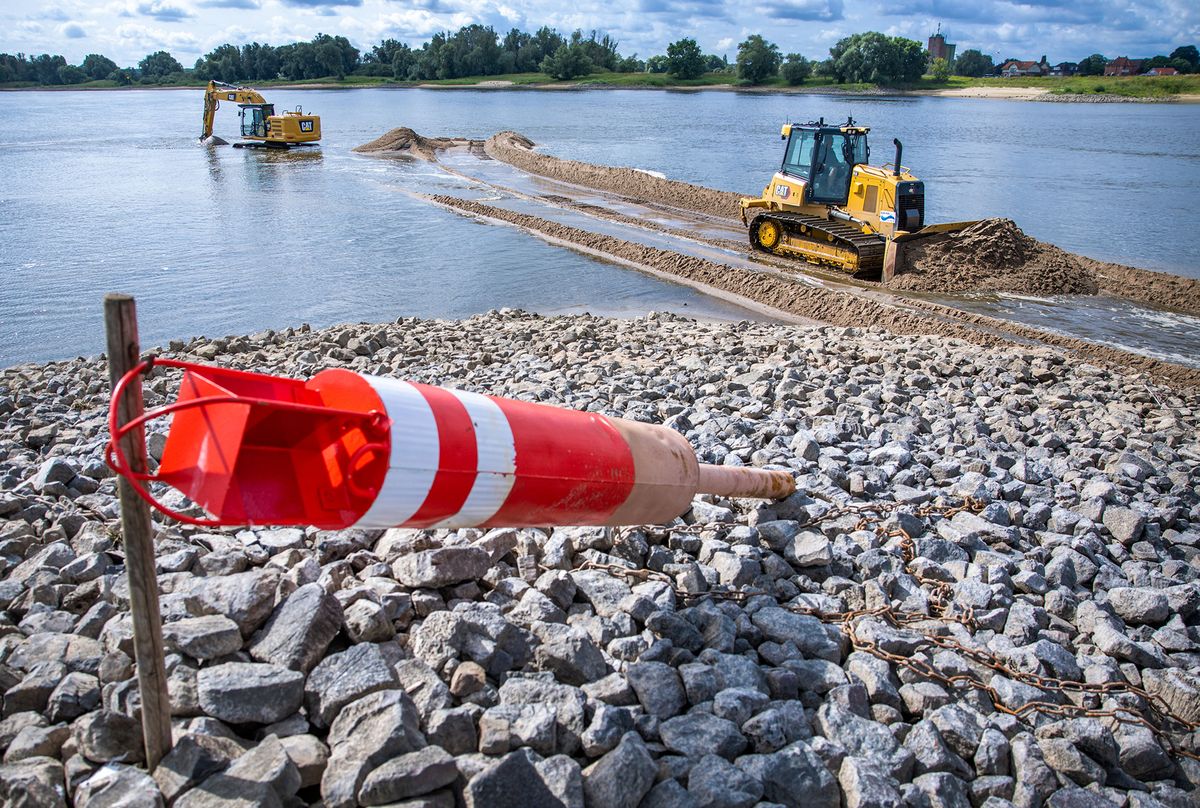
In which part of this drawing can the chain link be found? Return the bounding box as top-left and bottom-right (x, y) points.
(555, 496), (1199, 762)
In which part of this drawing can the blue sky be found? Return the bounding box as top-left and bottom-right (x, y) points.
(3, 0), (1196, 68)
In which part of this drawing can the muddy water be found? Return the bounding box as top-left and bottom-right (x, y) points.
(3, 87), (1199, 367)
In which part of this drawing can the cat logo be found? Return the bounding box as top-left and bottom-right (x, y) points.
(226, 93), (236, 101)
(300, 120), (314, 133)
(775, 184), (790, 199)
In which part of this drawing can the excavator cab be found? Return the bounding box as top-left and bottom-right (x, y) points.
(780, 120), (869, 205)
(240, 104), (274, 139)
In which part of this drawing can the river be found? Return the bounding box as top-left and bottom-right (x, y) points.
(1, 87), (1198, 367)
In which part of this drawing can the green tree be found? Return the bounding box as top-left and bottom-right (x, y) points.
(616, 54), (644, 72)
(81, 53), (118, 80)
(828, 32), (924, 84)
(138, 50), (183, 80)
(780, 53), (812, 85)
(645, 55), (668, 73)
(57, 64), (87, 84)
(540, 44), (591, 80)
(31, 54), (68, 84)
(665, 37), (706, 79)
(954, 49), (993, 77)
(1169, 45), (1198, 69)
(705, 54), (729, 72)
(930, 56), (950, 81)
(1077, 53), (1108, 76)
(736, 35), (781, 84)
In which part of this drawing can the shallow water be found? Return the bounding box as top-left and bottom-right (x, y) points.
(1, 87), (1198, 367)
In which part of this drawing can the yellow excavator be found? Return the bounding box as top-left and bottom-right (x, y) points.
(200, 80), (321, 149)
(741, 118), (976, 280)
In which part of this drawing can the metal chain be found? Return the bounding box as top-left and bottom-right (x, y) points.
(557, 497), (1199, 762)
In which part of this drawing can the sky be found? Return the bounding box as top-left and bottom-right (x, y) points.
(3, 0), (1197, 68)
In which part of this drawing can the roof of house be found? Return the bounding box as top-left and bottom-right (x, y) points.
(1148, 66), (1179, 75)
(1002, 60), (1040, 70)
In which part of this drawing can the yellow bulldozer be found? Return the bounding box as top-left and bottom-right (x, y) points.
(741, 118), (976, 280)
(200, 80), (321, 149)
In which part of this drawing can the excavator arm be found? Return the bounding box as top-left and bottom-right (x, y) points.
(200, 80), (267, 141)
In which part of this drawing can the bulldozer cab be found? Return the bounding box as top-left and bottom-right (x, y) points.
(780, 120), (869, 206)
(239, 104), (274, 139)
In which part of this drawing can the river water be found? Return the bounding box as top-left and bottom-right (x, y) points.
(1, 87), (1198, 367)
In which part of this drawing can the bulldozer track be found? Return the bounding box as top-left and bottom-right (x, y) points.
(749, 211), (886, 274)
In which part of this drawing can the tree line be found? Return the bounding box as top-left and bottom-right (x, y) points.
(3, 27), (1197, 88)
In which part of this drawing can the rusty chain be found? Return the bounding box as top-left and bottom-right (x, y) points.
(557, 497), (1200, 762)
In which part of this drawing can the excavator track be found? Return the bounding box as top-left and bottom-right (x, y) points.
(748, 212), (885, 275)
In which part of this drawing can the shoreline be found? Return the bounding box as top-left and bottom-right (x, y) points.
(3, 81), (1197, 103)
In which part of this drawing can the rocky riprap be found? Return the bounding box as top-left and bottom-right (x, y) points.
(1, 309), (1198, 807)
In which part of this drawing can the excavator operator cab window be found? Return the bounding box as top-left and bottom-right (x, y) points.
(239, 104), (274, 138)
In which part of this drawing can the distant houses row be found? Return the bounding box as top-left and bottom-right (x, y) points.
(998, 57), (1178, 77)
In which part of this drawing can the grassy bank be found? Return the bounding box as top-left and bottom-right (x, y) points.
(4, 71), (1197, 98)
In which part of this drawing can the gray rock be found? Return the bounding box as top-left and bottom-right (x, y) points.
(1101, 506), (1144, 545)
(152, 733), (243, 804)
(479, 703), (556, 756)
(46, 672), (101, 724)
(393, 547), (491, 588)
(1107, 587), (1169, 626)
(626, 661), (686, 719)
(569, 569), (632, 618)
(425, 707), (478, 756)
(465, 749), (564, 808)
(911, 772), (970, 808)
(412, 603), (530, 679)
(839, 756), (901, 808)
(304, 643), (398, 729)
(1141, 668), (1200, 723)
(73, 711), (143, 764)
(498, 676), (587, 757)
(176, 735), (300, 807)
(358, 745), (458, 805)
(535, 755), (583, 808)
(816, 701), (910, 780)
(688, 753), (763, 808)
(642, 779), (699, 808)
(174, 568), (279, 637)
(1037, 738), (1105, 787)
(751, 607), (840, 662)
(0, 756), (67, 808)
(321, 689), (426, 808)
(532, 625), (607, 686)
(196, 663), (304, 726)
(4, 725), (71, 763)
(582, 732), (656, 808)
(660, 713), (748, 760)
(249, 582), (343, 673)
(581, 704), (635, 757)
(162, 616), (243, 660)
(279, 734), (329, 789)
(343, 599), (395, 643)
(77, 764), (160, 808)
(737, 742), (839, 808)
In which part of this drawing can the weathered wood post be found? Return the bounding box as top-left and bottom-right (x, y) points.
(103, 293), (173, 771)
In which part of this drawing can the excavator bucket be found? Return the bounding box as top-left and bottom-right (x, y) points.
(883, 221), (981, 282)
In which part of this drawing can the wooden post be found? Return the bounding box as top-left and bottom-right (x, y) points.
(104, 294), (173, 771)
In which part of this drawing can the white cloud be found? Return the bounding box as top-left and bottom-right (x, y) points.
(59, 21), (88, 37)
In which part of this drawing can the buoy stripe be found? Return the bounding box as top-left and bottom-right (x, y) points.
(482, 397), (637, 527)
(403, 384), (478, 528)
(430, 389), (517, 528)
(352, 377), (440, 528)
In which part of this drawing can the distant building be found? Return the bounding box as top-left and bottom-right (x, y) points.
(1146, 66), (1179, 76)
(927, 24), (957, 64)
(1104, 57), (1144, 76)
(1000, 58), (1049, 77)
(1050, 62), (1078, 76)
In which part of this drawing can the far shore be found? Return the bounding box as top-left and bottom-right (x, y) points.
(4, 79), (1199, 103)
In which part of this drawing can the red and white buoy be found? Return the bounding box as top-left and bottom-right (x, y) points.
(107, 360), (795, 529)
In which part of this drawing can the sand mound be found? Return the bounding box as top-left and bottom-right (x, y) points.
(889, 218), (1100, 296)
(353, 127), (479, 161)
(431, 194), (1200, 389)
(1086, 259), (1200, 317)
(484, 131), (745, 219)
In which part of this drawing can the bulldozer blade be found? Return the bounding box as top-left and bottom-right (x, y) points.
(883, 220), (981, 282)
(201, 135), (229, 146)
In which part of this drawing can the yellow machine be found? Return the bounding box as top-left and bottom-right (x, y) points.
(200, 80), (321, 149)
(741, 118), (975, 279)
